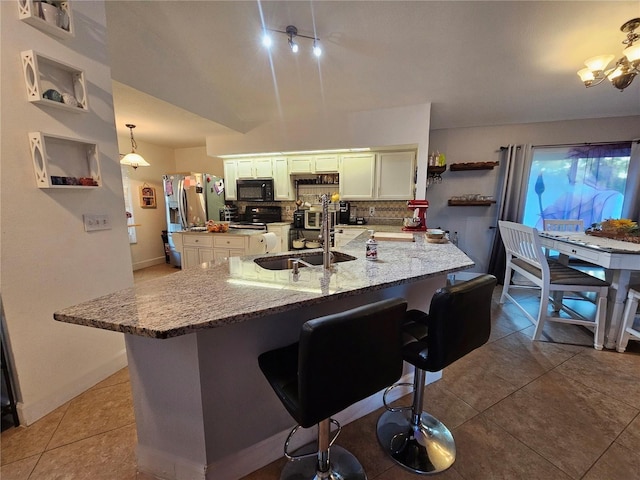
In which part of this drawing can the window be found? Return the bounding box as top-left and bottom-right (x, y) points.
(522, 143), (631, 229)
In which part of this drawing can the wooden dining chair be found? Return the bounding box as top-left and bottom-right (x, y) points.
(498, 221), (610, 350)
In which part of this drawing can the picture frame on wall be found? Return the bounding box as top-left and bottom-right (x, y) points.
(139, 185), (157, 209)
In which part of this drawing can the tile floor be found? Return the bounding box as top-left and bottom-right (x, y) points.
(1, 263), (640, 480)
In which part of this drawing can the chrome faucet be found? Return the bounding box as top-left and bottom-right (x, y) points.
(320, 194), (333, 269)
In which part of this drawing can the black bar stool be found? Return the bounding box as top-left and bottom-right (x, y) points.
(259, 298), (408, 480)
(377, 274), (496, 474)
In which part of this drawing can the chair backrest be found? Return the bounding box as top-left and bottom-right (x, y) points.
(543, 219), (584, 232)
(298, 298), (407, 427)
(425, 274), (496, 371)
(498, 221), (549, 274)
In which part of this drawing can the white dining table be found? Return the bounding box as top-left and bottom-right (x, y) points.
(539, 231), (640, 349)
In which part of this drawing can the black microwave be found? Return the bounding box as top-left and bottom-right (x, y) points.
(236, 179), (274, 202)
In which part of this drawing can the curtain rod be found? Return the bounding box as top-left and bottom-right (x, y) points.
(532, 140), (636, 148)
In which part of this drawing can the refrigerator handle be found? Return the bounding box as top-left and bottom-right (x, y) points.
(178, 179), (187, 229)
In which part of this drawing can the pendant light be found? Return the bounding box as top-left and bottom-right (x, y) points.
(120, 124), (150, 169)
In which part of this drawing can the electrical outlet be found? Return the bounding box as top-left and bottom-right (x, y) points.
(369, 206), (375, 216)
(285, 205), (291, 213)
(83, 214), (111, 232)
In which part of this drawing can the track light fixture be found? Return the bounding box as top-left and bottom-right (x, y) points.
(120, 124), (150, 169)
(262, 24), (322, 57)
(577, 17), (640, 91)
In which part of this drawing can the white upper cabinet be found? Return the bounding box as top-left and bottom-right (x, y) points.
(288, 156), (314, 174)
(234, 157), (272, 179)
(339, 153), (376, 199)
(273, 156), (293, 200)
(223, 160), (238, 200)
(313, 154), (339, 173)
(376, 151), (415, 199)
(254, 158), (273, 178)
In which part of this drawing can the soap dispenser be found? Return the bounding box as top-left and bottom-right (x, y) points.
(366, 230), (378, 261)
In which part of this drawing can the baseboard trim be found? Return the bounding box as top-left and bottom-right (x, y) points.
(132, 257), (166, 271)
(16, 349), (128, 425)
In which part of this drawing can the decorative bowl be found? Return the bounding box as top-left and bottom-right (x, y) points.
(305, 240), (321, 249)
(425, 229), (445, 239)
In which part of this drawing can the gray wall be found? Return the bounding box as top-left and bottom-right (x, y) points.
(427, 116), (640, 272)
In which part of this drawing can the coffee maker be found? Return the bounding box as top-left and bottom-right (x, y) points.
(338, 201), (351, 225)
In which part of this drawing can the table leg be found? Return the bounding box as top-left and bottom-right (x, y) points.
(604, 269), (632, 349)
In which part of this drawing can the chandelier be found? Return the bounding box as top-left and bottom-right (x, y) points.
(262, 25), (322, 57)
(577, 18), (640, 91)
(120, 124), (150, 169)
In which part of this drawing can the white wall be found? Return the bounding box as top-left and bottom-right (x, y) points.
(175, 146), (223, 177)
(427, 116), (640, 272)
(1, 1), (133, 424)
(117, 136), (176, 270)
(206, 103), (432, 199)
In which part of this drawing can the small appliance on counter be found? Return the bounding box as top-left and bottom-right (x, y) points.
(402, 200), (429, 231)
(293, 210), (305, 228)
(338, 201), (351, 224)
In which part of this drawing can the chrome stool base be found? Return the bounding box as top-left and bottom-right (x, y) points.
(376, 409), (455, 474)
(280, 445), (366, 480)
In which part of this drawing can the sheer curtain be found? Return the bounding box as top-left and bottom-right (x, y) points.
(622, 139), (640, 222)
(487, 144), (532, 283)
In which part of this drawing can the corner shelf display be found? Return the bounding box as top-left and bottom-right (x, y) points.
(449, 162), (499, 171)
(29, 132), (101, 188)
(21, 50), (88, 112)
(17, 0), (73, 39)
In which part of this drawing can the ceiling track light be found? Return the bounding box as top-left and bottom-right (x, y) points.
(120, 124), (150, 169)
(262, 24), (322, 57)
(578, 17), (640, 91)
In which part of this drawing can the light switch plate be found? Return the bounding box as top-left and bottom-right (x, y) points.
(83, 214), (111, 232)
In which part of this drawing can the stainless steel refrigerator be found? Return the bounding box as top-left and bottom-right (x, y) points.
(163, 172), (226, 267)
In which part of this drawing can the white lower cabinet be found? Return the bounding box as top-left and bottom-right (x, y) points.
(179, 233), (257, 269)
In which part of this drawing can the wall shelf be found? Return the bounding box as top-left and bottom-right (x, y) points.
(17, 0), (74, 39)
(21, 50), (88, 112)
(449, 162), (499, 171)
(448, 199), (496, 206)
(29, 132), (101, 189)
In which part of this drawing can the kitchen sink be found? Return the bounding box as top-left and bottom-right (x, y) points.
(254, 251), (357, 271)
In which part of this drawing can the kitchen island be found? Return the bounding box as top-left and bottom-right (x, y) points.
(54, 232), (474, 480)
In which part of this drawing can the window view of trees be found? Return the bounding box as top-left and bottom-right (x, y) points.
(522, 143), (631, 229)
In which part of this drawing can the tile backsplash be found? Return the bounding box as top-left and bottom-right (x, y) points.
(234, 200), (411, 226)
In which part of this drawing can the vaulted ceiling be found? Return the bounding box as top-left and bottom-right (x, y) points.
(106, 1), (640, 148)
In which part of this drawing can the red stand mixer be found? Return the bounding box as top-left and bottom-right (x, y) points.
(402, 200), (429, 231)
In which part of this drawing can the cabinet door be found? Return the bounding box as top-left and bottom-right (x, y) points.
(254, 158), (273, 178)
(339, 153), (376, 200)
(273, 157), (292, 200)
(289, 156), (314, 174)
(199, 248), (215, 265)
(223, 160), (237, 200)
(377, 151), (415, 200)
(182, 247), (200, 269)
(236, 159), (254, 178)
(314, 154), (338, 172)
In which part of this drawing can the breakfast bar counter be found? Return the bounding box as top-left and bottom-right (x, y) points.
(54, 233), (474, 480)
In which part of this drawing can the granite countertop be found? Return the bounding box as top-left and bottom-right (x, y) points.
(54, 232), (474, 339)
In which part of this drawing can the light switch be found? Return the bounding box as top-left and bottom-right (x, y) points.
(83, 214), (111, 232)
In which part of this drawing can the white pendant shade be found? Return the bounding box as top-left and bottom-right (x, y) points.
(121, 152), (150, 168)
(577, 68), (595, 82)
